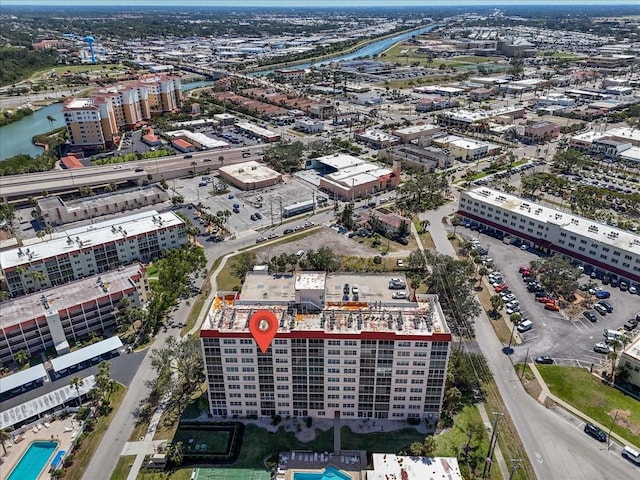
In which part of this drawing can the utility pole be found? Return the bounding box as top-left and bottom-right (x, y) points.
(482, 412), (503, 479)
(509, 458), (522, 480)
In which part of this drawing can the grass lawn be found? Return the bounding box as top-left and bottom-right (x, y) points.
(110, 455), (136, 480)
(29, 64), (123, 80)
(174, 427), (231, 453)
(137, 469), (194, 480)
(537, 365), (640, 447)
(216, 262), (240, 292)
(419, 231), (436, 251)
(65, 384), (127, 480)
(434, 405), (502, 480)
(234, 425), (334, 468)
(181, 275), (211, 336)
(341, 426), (424, 454)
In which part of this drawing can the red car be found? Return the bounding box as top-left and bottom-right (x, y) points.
(544, 302), (560, 311)
(537, 296), (553, 303)
(494, 284), (509, 293)
(519, 266), (530, 275)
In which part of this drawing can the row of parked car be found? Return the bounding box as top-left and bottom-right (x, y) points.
(489, 269), (534, 333)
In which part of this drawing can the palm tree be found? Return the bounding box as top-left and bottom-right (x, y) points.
(46, 115), (56, 132)
(218, 155), (225, 167)
(490, 295), (504, 319)
(70, 376), (84, 407)
(14, 349), (29, 366)
(0, 428), (11, 456)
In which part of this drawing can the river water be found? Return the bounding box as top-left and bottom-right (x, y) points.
(1, 24), (440, 161)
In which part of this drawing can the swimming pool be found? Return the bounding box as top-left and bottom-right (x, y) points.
(7, 440), (59, 480)
(293, 465), (352, 480)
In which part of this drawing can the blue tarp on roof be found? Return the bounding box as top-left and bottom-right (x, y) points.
(50, 336), (122, 373)
(0, 364), (47, 394)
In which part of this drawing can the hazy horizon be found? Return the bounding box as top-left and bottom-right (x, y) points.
(3, 0), (638, 6)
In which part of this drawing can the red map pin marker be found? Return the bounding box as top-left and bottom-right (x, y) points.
(249, 310), (278, 354)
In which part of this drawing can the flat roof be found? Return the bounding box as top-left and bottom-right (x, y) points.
(622, 333), (640, 362)
(314, 153), (365, 170)
(38, 186), (166, 215)
(394, 124), (439, 135)
(368, 454), (462, 480)
(204, 272), (449, 336)
(0, 375), (96, 429)
(236, 121), (279, 138)
(219, 161), (282, 183)
(50, 336), (123, 373)
(0, 210), (183, 270)
(450, 138), (487, 149)
(295, 272), (325, 290)
(463, 187), (640, 255)
(0, 364), (47, 394)
(0, 265), (143, 330)
(166, 129), (229, 149)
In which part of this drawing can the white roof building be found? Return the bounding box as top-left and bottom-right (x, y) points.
(367, 454), (462, 480)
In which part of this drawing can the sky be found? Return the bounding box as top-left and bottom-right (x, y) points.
(2, 0), (636, 6)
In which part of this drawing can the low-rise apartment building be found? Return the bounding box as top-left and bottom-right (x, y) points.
(0, 210), (186, 297)
(458, 187), (640, 283)
(0, 264), (146, 366)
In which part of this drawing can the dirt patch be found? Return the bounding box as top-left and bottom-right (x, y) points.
(255, 227), (378, 262)
(609, 409), (640, 436)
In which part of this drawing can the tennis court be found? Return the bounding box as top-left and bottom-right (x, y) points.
(194, 467), (270, 480)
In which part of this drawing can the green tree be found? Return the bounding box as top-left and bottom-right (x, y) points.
(303, 246), (339, 272)
(490, 295), (504, 318)
(0, 428), (11, 456)
(149, 337), (205, 423)
(338, 202), (355, 229)
(14, 349), (29, 366)
(530, 255), (581, 301)
(427, 252), (480, 337)
(70, 376), (84, 407)
(167, 441), (184, 466)
(230, 251), (257, 281)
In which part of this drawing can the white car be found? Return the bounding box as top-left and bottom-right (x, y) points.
(506, 305), (521, 315)
(392, 291), (408, 299)
(594, 342), (613, 354)
(630, 285), (638, 294)
(396, 259), (404, 268)
(503, 294), (516, 302)
(507, 300), (520, 308)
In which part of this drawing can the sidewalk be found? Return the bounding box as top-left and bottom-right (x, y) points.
(528, 362), (637, 449)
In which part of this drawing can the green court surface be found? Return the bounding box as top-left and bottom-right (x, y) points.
(194, 468), (270, 480)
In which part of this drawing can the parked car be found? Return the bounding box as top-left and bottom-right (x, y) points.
(343, 283), (350, 295)
(623, 318), (638, 331)
(593, 342), (613, 354)
(593, 304), (608, 316)
(502, 294), (516, 302)
(518, 266), (530, 274)
(517, 320), (533, 333)
(620, 281), (628, 292)
(622, 445), (640, 466)
(584, 423), (607, 442)
(283, 228), (294, 234)
(494, 284), (509, 293)
(255, 237), (267, 243)
(583, 311), (597, 323)
(506, 305), (521, 315)
(255, 212), (262, 219)
(535, 356), (554, 365)
(267, 233), (279, 239)
(597, 300), (614, 313)
(392, 291), (408, 299)
(595, 290), (611, 299)
(396, 259), (404, 268)
(544, 302), (560, 311)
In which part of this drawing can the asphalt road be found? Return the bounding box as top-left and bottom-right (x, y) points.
(1, 350), (146, 411)
(421, 203), (639, 479)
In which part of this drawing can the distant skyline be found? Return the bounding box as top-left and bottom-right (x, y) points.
(3, 0), (638, 6)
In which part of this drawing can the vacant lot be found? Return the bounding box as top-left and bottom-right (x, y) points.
(538, 365), (640, 447)
(255, 227), (378, 262)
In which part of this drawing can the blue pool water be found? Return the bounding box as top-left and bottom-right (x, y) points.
(293, 465), (352, 480)
(7, 440), (58, 480)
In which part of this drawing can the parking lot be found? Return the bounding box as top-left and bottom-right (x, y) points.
(459, 225), (640, 366)
(173, 174), (318, 235)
